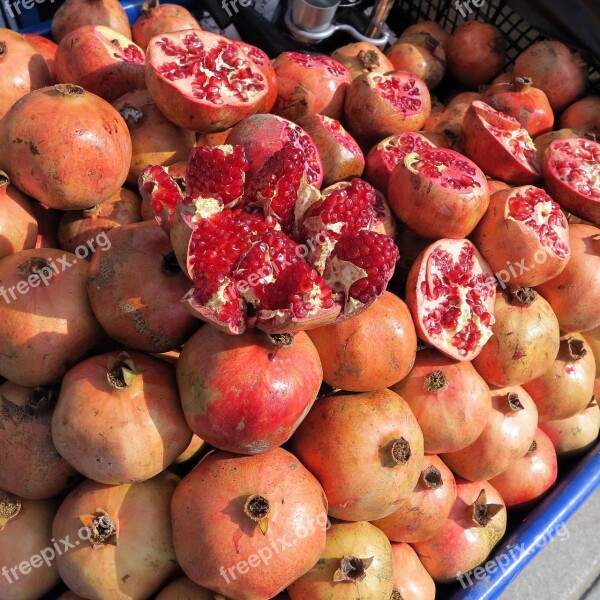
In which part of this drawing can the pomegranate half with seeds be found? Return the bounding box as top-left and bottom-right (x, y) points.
(388, 147), (490, 239)
(406, 238), (497, 361)
(542, 137), (600, 226)
(344, 70), (431, 141)
(272, 52), (351, 121)
(146, 30), (268, 132)
(463, 100), (541, 184)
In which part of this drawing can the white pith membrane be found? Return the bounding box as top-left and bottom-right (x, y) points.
(417, 240), (496, 359)
(323, 256), (367, 313)
(548, 139), (600, 198)
(94, 26), (144, 62)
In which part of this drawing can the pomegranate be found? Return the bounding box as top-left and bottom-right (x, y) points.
(132, 0), (200, 50)
(536, 223), (600, 332)
(473, 287), (560, 387)
(392, 349), (492, 454)
(539, 397), (599, 457)
(489, 428), (558, 508)
(172, 434), (205, 465)
(441, 385), (538, 481)
(364, 131), (436, 193)
(390, 543), (436, 600)
(388, 147), (490, 238)
(0, 84), (131, 210)
(386, 33), (446, 89)
(373, 454), (457, 543)
(542, 137), (600, 225)
(291, 388), (424, 521)
(272, 52), (351, 121)
(0, 382), (79, 499)
(431, 102), (469, 152)
(423, 97), (447, 131)
(514, 41), (589, 111)
(406, 238), (497, 361)
(447, 91), (481, 106)
(446, 22), (506, 88)
(413, 479), (507, 582)
(481, 76), (554, 136)
(226, 113), (324, 187)
(0, 493), (60, 600)
(331, 41), (394, 79)
(343, 71), (431, 141)
(156, 578), (214, 599)
(288, 521), (394, 600)
(23, 33), (58, 81)
(372, 189), (397, 237)
(523, 334), (596, 421)
(140, 159), (186, 220)
(51, 0), (131, 43)
(145, 30), (268, 132)
(52, 351), (191, 484)
(33, 204), (62, 249)
(306, 291), (416, 391)
(172, 448), (327, 599)
(177, 327), (322, 454)
(474, 186), (571, 287)
(0, 29), (52, 119)
(113, 89), (196, 185)
(58, 187), (141, 253)
(55, 26), (145, 102)
(295, 114), (365, 186)
(87, 220), (198, 352)
(534, 128), (584, 161)
(401, 21), (450, 50)
(463, 101), (541, 184)
(583, 324), (600, 372)
(54, 472), (179, 599)
(0, 171), (37, 259)
(487, 178), (511, 194)
(560, 96), (600, 133)
(0, 248), (104, 386)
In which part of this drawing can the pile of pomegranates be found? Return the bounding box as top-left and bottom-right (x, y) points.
(0, 4), (599, 599)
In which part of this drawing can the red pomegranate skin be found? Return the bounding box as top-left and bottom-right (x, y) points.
(177, 328), (322, 454)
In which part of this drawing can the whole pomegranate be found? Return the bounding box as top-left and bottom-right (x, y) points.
(560, 96), (600, 133)
(372, 454), (457, 543)
(171, 448), (327, 600)
(514, 41), (589, 111)
(344, 71), (431, 141)
(51, 0), (131, 43)
(172, 433), (205, 465)
(536, 223), (600, 332)
(52, 351), (191, 484)
(472, 287), (560, 387)
(431, 102), (469, 151)
(447, 90), (481, 106)
(113, 89), (196, 185)
(390, 543), (436, 600)
(446, 22), (506, 88)
(413, 479), (507, 582)
(291, 389), (424, 521)
(402, 21), (450, 50)
(54, 472), (179, 600)
(288, 521), (394, 600)
(489, 428), (558, 508)
(481, 76), (554, 136)
(388, 147), (490, 239)
(132, 0), (200, 49)
(406, 238), (497, 361)
(55, 26), (146, 102)
(0, 492), (60, 600)
(0, 84), (131, 210)
(156, 578), (214, 599)
(441, 385), (538, 481)
(392, 349), (492, 453)
(0, 248), (105, 387)
(0, 382), (79, 499)
(58, 187), (141, 253)
(87, 221), (198, 352)
(177, 327), (322, 454)
(331, 41), (394, 79)
(474, 186), (570, 287)
(0, 29), (52, 119)
(272, 52), (351, 121)
(145, 30), (269, 132)
(0, 171), (37, 260)
(23, 33), (58, 81)
(523, 334), (596, 421)
(306, 291), (416, 392)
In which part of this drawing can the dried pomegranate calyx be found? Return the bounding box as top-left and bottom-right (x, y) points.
(513, 287), (536, 305)
(244, 494), (270, 535)
(80, 509), (118, 547)
(0, 171), (9, 186)
(107, 352), (139, 389)
(507, 392), (524, 411)
(333, 555), (374, 583)
(527, 440), (537, 454)
(55, 83), (85, 96)
(390, 437), (411, 465)
(470, 489), (503, 527)
(0, 493), (21, 529)
(424, 369), (448, 392)
(422, 465), (443, 489)
(566, 337), (587, 360)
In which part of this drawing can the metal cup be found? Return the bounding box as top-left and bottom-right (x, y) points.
(291, 0), (340, 32)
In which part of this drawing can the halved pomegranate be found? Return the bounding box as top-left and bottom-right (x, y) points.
(406, 239), (497, 361)
(542, 137), (600, 225)
(463, 100), (541, 184)
(388, 147), (490, 239)
(145, 30), (268, 131)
